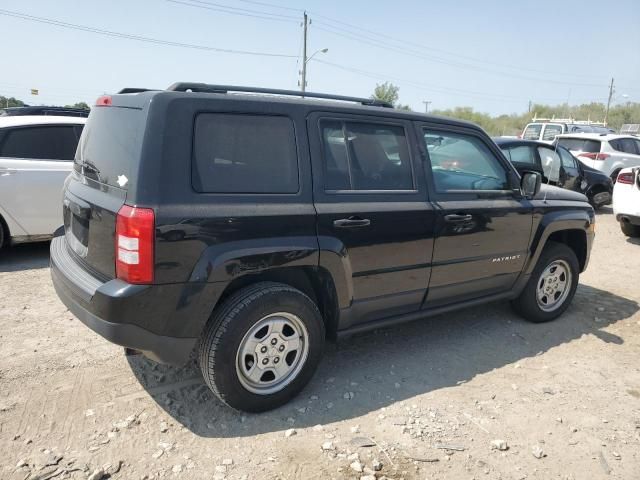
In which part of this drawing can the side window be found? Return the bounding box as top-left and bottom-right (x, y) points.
(320, 120), (414, 191)
(0, 126), (79, 160)
(538, 147), (561, 182)
(618, 138), (639, 155)
(558, 148), (577, 169)
(423, 130), (509, 192)
(542, 124), (563, 141)
(192, 113), (299, 194)
(503, 145), (536, 164)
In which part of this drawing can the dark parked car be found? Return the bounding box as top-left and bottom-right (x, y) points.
(51, 83), (595, 412)
(0, 106), (90, 118)
(495, 137), (612, 209)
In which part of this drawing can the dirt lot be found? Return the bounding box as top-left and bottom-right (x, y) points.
(1, 209), (639, 480)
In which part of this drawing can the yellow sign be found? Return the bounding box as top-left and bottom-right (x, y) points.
(30, 89), (39, 95)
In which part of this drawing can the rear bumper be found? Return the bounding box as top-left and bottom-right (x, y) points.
(50, 235), (220, 365)
(617, 213), (640, 226)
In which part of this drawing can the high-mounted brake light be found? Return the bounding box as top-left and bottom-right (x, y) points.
(95, 95), (113, 107)
(578, 152), (609, 161)
(617, 172), (635, 185)
(116, 205), (155, 284)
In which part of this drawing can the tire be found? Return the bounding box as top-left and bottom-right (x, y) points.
(0, 215), (7, 250)
(620, 221), (640, 238)
(198, 282), (325, 412)
(511, 242), (579, 323)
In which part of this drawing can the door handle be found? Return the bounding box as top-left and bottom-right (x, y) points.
(0, 167), (17, 175)
(444, 214), (473, 223)
(333, 216), (371, 228)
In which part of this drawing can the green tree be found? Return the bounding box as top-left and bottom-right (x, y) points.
(0, 95), (26, 108)
(65, 102), (90, 110)
(371, 82), (412, 111)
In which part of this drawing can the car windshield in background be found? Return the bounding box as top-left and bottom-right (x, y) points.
(522, 124), (542, 139)
(542, 124), (563, 140)
(556, 138), (601, 153)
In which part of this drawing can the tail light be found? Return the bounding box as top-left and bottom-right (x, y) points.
(617, 172), (635, 184)
(578, 152), (610, 161)
(95, 95), (112, 107)
(116, 205), (155, 284)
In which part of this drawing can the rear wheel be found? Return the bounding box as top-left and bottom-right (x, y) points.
(198, 282), (325, 412)
(511, 242), (579, 323)
(0, 215), (7, 251)
(620, 221), (640, 237)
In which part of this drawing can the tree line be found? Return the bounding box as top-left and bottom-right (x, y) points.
(1, 95), (89, 111)
(370, 82), (639, 136)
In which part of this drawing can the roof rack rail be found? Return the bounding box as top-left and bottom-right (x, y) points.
(165, 82), (394, 108)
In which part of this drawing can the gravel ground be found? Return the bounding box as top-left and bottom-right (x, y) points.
(1, 208), (639, 480)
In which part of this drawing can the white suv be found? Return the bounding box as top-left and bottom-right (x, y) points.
(613, 168), (640, 237)
(556, 133), (640, 181)
(0, 115), (86, 249)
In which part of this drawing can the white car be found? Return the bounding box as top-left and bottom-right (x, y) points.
(613, 167), (640, 237)
(0, 115), (85, 249)
(556, 133), (640, 181)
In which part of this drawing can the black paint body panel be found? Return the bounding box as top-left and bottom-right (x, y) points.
(51, 90), (595, 365)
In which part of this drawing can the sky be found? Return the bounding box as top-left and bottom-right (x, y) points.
(1, 0), (639, 115)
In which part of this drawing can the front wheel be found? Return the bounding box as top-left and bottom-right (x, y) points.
(198, 282), (325, 412)
(512, 242), (579, 323)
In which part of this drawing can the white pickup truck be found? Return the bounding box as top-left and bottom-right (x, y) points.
(0, 115), (86, 249)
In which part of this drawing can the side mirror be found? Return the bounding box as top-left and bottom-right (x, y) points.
(521, 171), (542, 198)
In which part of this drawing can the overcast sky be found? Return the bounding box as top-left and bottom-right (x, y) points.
(1, 0), (639, 115)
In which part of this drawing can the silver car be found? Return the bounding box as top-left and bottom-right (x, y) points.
(0, 115), (85, 249)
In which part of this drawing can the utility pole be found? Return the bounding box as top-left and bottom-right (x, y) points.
(422, 100), (431, 113)
(528, 100), (532, 114)
(300, 11), (308, 94)
(604, 77), (615, 126)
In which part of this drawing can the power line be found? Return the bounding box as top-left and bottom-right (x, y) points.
(313, 23), (609, 88)
(0, 8), (297, 58)
(310, 14), (610, 82)
(165, 0), (299, 22)
(312, 58), (605, 104)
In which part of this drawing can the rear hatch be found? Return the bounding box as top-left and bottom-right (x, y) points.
(556, 138), (602, 168)
(63, 101), (145, 279)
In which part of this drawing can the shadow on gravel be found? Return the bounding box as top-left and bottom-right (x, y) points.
(0, 242), (50, 272)
(128, 283), (638, 438)
(626, 236), (640, 245)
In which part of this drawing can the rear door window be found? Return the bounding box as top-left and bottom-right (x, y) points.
(610, 138), (639, 155)
(193, 113), (299, 194)
(0, 125), (80, 160)
(558, 147), (577, 168)
(320, 120), (414, 191)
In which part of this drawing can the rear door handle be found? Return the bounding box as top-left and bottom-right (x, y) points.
(444, 214), (473, 223)
(333, 216), (371, 228)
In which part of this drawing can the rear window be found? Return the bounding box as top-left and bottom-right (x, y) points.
(609, 138), (639, 155)
(556, 138), (601, 153)
(542, 124), (563, 141)
(522, 124), (542, 140)
(75, 107), (143, 188)
(1, 125), (80, 160)
(193, 113), (299, 194)
(501, 145), (536, 164)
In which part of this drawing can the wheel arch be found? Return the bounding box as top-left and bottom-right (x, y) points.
(214, 266), (340, 340)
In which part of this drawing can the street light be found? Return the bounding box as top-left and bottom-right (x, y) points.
(301, 48), (328, 93)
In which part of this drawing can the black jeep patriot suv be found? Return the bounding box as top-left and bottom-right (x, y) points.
(51, 83), (595, 412)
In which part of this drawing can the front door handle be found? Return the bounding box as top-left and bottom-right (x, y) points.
(333, 216), (371, 228)
(444, 213), (473, 223)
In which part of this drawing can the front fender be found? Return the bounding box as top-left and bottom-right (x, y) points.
(525, 205), (594, 275)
